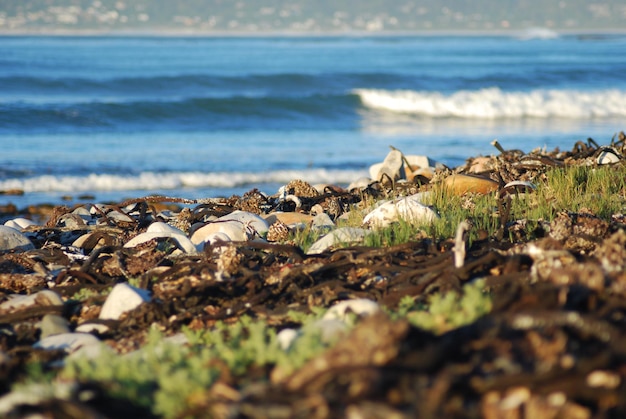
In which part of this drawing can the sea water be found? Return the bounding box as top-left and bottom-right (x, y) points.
(1, 34), (626, 208)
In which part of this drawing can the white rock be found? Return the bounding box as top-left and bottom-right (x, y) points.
(597, 148), (621, 165)
(0, 290), (63, 313)
(311, 212), (335, 230)
(3, 217), (37, 231)
(370, 149), (404, 181)
(306, 318), (349, 343)
(34, 332), (101, 354)
(191, 220), (249, 245)
(363, 196), (438, 228)
(348, 177), (373, 191)
(99, 283), (151, 320)
(106, 210), (134, 223)
(218, 211), (269, 236)
(124, 231), (197, 254)
(306, 227), (370, 255)
(75, 322), (110, 334)
(146, 221), (185, 235)
(323, 298), (381, 322)
(277, 328), (298, 350)
(0, 225), (35, 252)
(404, 155), (438, 171)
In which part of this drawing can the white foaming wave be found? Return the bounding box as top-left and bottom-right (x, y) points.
(0, 169), (368, 193)
(354, 88), (626, 119)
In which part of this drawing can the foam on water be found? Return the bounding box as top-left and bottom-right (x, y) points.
(0, 169), (368, 194)
(354, 88), (626, 119)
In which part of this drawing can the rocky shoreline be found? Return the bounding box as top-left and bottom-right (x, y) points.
(1, 134), (626, 418)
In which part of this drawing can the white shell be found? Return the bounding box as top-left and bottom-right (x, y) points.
(99, 283), (151, 321)
(0, 290), (63, 313)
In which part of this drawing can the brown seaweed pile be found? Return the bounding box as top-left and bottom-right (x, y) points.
(1, 134), (626, 418)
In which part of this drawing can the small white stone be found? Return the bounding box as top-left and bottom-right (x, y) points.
(323, 298), (380, 322)
(370, 149), (404, 181)
(348, 177), (372, 191)
(124, 231), (197, 254)
(362, 196), (438, 228)
(146, 221), (185, 235)
(306, 318), (349, 343)
(106, 210), (134, 223)
(0, 225), (35, 252)
(75, 323), (110, 334)
(306, 227), (370, 254)
(99, 283), (151, 320)
(311, 212), (335, 230)
(191, 220), (249, 244)
(0, 290), (63, 313)
(277, 328), (298, 350)
(3, 217), (37, 231)
(218, 210), (269, 236)
(597, 148), (621, 165)
(34, 332), (101, 353)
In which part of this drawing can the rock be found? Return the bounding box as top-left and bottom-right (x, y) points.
(444, 174), (499, 195)
(370, 149), (404, 182)
(99, 283), (151, 320)
(34, 332), (107, 360)
(348, 177), (373, 191)
(75, 322), (110, 335)
(311, 212), (335, 230)
(306, 318), (349, 343)
(404, 155), (438, 181)
(596, 148), (621, 165)
(263, 212), (314, 227)
(306, 227), (370, 254)
(0, 225), (35, 252)
(106, 210), (134, 223)
(0, 290), (63, 314)
(39, 314), (70, 339)
(362, 195), (438, 228)
(3, 217), (37, 231)
(124, 231), (197, 254)
(146, 221), (185, 235)
(34, 332), (100, 353)
(191, 220), (248, 246)
(277, 328), (298, 350)
(218, 210), (269, 236)
(323, 298), (381, 322)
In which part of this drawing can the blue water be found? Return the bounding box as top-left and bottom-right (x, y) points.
(1, 34), (626, 208)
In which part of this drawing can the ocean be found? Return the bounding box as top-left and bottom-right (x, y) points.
(1, 32), (626, 209)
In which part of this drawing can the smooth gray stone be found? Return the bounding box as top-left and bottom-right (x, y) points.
(0, 225), (35, 252)
(39, 314), (70, 339)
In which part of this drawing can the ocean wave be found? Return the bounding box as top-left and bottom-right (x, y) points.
(0, 93), (360, 131)
(354, 88), (626, 119)
(0, 169), (368, 194)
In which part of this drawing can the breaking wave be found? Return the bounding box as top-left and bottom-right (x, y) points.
(354, 88), (626, 119)
(0, 169), (367, 194)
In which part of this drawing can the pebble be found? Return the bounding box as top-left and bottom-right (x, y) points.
(0, 225), (35, 252)
(191, 220), (249, 245)
(444, 174), (499, 195)
(75, 322), (110, 335)
(277, 328), (299, 350)
(3, 217), (37, 231)
(0, 290), (63, 314)
(263, 212), (314, 227)
(147, 221), (185, 235)
(39, 314), (71, 339)
(322, 298), (381, 322)
(124, 231), (197, 254)
(370, 149), (404, 182)
(596, 148), (621, 165)
(306, 227), (370, 254)
(362, 195), (438, 228)
(34, 332), (102, 355)
(218, 210), (269, 236)
(99, 283), (151, 320)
